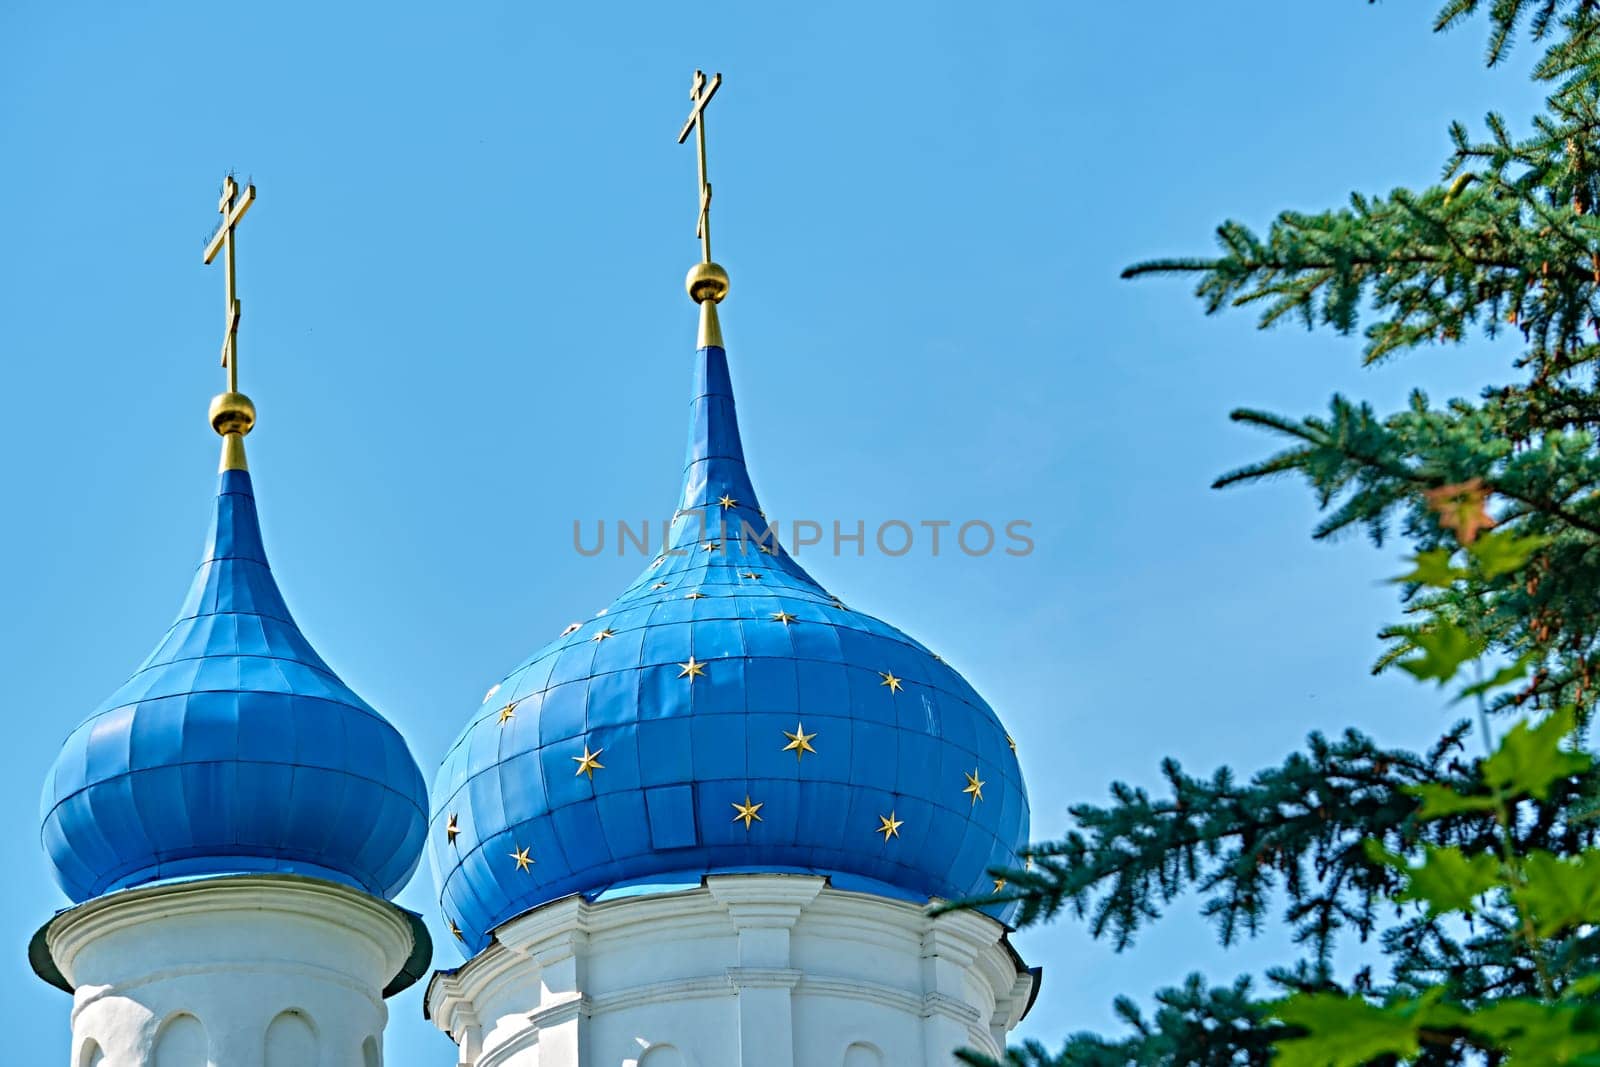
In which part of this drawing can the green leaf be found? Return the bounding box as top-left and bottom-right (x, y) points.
(1272, 994), (1421, 1067)
(1465, 529), (1551, 579)
(1397, 622), (1485, 685)
(1405, 782), (1497, 819)
(1363, 840), (1500, 916)
(1467, 998), (1600, 1062)
(1392, 548), (1467, 588)
(1483, 707), (1593, 801)
(1562, 972), (1600, 1001)
(1514, 850), (1600, 938)
(1454, 653), (1535, 704)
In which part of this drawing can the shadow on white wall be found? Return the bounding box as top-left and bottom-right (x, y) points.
(844, 1041), (885, 1067)
(264, 1010), (318, 1067)
(153, 1014), (206, 1067)
(637, 1043), (689, 1067)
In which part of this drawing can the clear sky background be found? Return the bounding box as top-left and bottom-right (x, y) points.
(0, 2), (1551, 1063)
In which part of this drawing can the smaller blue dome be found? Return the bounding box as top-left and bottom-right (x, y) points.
(40, 467), (428, 903)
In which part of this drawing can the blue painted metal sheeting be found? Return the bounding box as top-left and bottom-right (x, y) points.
(40, 468), (429, 903)
(430, 342), (1031, 953)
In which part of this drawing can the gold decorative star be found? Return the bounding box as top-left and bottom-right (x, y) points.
(732, 795), (764, 829)
(880, 671), (903, 693)
(876, 811), (904, 841)
(449, 919), (464, 941)
(685, 591), (707, 600)
(718, 494), (738, 509)
(832, 598), (849, 611)
(652, 581), (670, 590)
(592, 628), (616, 642)
(1006, 734), (1016, 753)
(758, 542), (776, 555)
(484, 683), (501, 702)
(497, 702), (517, 725)
(572, 745), (605, 779)
(701, 541), (722, 553)
(771, 610), (797, 625)
(963, 768), (986, 805)
(446, 813), (460, 845)
(560, 622), (582, 637)
(740, 571), (761, 580)
(782, 722), (817, 761)
(509, 845), (534, 872)
(651, 555), (666, 569)
(992, 877), (1008, 893)
(678, 657), (707, 681)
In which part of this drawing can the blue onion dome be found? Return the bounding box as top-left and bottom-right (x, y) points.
(430, 283), (1030, 952)
(40, 428), (429, 904)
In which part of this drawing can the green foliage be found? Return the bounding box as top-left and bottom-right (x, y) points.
(956, 3), (1600, 1064)
(1362, 841), (1500, 917)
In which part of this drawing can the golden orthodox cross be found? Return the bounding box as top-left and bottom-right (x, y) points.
(677, 70), (722, 263)
(203, 176), (256, 392)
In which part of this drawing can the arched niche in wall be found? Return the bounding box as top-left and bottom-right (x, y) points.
(264, 1009), (319, 1067)
(76, 1038), (104, 1067)
(638, 1044), (689, 1067)
(152, 1014), (207, 1067)
(843, 1041), (885, 1067)
(363, 1035), (382, 1067)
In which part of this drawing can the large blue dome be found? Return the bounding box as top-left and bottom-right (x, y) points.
(40, 466), (429, 903)
(430, 331), (1029, 952)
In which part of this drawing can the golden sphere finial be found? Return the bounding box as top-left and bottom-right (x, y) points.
(209, 391), (256, 437)
(686, 261), (730, 304)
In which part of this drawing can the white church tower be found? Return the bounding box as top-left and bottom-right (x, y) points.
(423, 72), (1037, 1066)
(31, 178), (431, 1067)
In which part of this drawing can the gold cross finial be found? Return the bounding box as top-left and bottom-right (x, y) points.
(677, 70), (722, 263)
(678, 70), (730, 348)
(204, 176), (255, 392)
(202, 175), (257, 471)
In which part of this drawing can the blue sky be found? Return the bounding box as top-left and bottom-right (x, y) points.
(0, 2), (1551, 1062)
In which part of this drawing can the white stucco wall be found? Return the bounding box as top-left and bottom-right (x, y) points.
(427, 874), (1034, 1067)
(43, 875), (419, 1067)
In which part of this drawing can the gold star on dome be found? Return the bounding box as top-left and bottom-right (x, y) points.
(445, 813), (460, 845)
(992, 877), (1008, 893)
(652, 581), (670, 590)
(782, 722), (817, 761)
(740, 571), (761, 580)
(497, 703), (517, 725)
(483, 683), (501, 702)
(572, 745), (605, 779)
(592, 628), (616, 642)
(879, 672), (903, 693)
(832, 598), (849, 611)
(509, 845), (534, 872)
(560, 622), (582, 637)
(651, 555), (666, 569)
(685, 591), (707, 600)
(963, 768), (986, 805)
(718, 494), (738, 509)
(876, 811), (903, 841)
(732, 795), (764, 829)
(771, 610), (796, 625)
(678, 657), (707, 681)
(758, 542), (776, 555)
(449, 919), (464, 941)
(701, 541), (722, 553)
